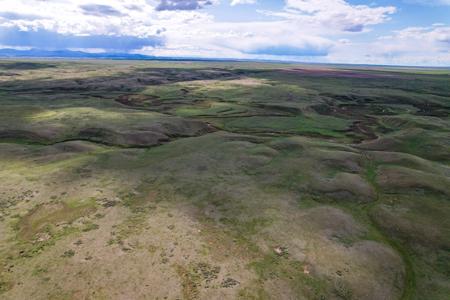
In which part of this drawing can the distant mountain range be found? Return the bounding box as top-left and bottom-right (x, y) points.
(1, 48), (448, 68)
(0, 48), (155, 59)
(0, 48), (248, 62)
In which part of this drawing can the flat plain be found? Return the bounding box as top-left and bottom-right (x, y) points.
(0, 60), (449, 300)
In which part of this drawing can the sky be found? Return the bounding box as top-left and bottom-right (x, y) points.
(0, 0), (449, 66)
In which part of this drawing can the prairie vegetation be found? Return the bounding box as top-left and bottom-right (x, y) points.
(0, 60), (449, 299)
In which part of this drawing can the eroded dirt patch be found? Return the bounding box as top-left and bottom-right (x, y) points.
(18, 199), (97, 241)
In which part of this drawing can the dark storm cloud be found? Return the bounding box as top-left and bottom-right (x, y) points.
(156, 0), (213, 11)
(79, 4), (124, 17)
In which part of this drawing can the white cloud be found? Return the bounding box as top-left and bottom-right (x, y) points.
(327, 26), (450, 66)
(265, 0), (396, 32)
(0, 0), (336, 57)
(0, 0), (447, 65)
(0, 0), (159, 37)
(230, 0), (257, 6)
(141, 19), (333, 58)
(156, 0), (218, 11)
(145, 0), (397, 58)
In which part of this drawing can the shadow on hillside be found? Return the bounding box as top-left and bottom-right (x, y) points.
(0, 62), (57, 70)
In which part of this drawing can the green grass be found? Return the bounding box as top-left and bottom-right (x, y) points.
(364, 158), (379, 192)
(175, 101), (249, 117)
(214, 114), (350, 137)
(249, 254), (329, 299)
